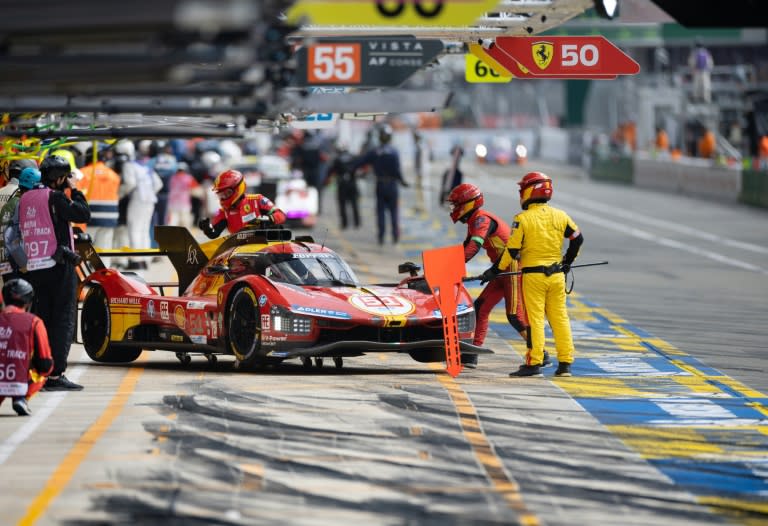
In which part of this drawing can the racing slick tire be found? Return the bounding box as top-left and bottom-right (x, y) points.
(81, 286), (142, 363)
(226, 285), (262, 367)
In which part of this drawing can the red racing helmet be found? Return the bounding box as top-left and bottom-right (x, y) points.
(447, 183), (484, 223)
(518, 171), (552, 210)
(213, 169), (246, 208)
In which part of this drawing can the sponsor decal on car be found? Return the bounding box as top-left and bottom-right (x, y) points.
(264, 335), (288, 342)
(190, 335), (207, 344)
(292, 305), (352, 319)
(174, 305), (186, 329)
(290, 253), (335, 259)
(146, 300), (155, 319)
(187, 301), (207, 310)
(160, 301), (170, 321)
(110, 297), (140, 305)
(349, 294), (415, 316)
(261, 314), (271, 330)
(259, 294), (268, 307)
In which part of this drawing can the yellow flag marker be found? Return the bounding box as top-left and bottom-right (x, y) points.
(288, 0), (500, 27)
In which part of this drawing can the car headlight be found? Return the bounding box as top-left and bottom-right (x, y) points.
(271, 306), (313, 334)
(457, 311), (475, 333)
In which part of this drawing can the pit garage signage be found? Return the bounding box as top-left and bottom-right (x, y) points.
(287, 0), (499, 27)
(296, 38), (444, 88)
(489, 36), (639, 78)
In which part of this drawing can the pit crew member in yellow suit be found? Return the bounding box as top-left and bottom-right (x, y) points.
(482, 172), (583, 378)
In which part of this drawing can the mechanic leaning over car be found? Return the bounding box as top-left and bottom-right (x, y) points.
(481, 172), (582, 378)
(350, 124), (409, 245)
(0, 278), (53, 416)
(198, 169), (286, 238)
(447, 183), (549, 370)
(5, 155), (91, 391)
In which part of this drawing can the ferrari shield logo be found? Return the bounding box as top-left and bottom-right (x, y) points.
(532, 41), (553, 70)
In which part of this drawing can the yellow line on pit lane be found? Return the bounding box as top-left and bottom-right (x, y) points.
(431, 364), (540, 526)
(16, 359), (145, 526)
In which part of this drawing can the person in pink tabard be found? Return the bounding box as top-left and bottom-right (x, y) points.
(5, 155), (90, 391)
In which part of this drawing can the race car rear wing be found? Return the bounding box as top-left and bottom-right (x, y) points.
(74, 226), (210, 293)
(154, 226), (209, 292)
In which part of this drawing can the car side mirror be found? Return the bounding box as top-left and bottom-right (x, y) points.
(398, 261), (421, 277)
(206, 264), (230, 274)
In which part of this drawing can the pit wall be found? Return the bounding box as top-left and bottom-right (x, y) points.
(589, 151), (768, 208)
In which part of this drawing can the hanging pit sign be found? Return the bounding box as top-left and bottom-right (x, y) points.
(296, 38), (444, 88)
(493, 36), (640, 77)
(287, 0), (499, 27)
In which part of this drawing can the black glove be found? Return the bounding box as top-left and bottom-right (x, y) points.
(561, 261), (571, 274)
(197, 218), (210, 231)
(480, 266), (501, 285)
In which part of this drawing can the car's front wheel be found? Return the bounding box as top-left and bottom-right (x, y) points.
(226, 286), (262, 367)
(81, 286), (142, 363)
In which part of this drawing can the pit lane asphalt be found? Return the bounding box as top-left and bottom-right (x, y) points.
(0, 160), (765, 525)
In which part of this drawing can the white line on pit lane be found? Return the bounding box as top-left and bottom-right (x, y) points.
(567, 206), (768, 274)
(558, 191), (768, 256)
(0, 365), (86, 466)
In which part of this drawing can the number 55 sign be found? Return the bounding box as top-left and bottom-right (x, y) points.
(308, 44), (362, 83)
(494, 36), (639, 76)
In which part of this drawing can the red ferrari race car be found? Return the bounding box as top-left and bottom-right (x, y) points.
(75, 226), (492, 369)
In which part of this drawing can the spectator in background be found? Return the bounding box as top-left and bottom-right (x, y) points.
(112, 140), (137, 268)
(654, 125), (670, 154)
(326, 142), (360, 230)
(697, 127), (717, 159)
(351, 124), (409, 246)
(728, 121), (743, 156)
(439, 144), (464, 206)
(166, 162), (200, 229)
(78, 146), (121, 256)
(122, 145), (163, 269)
(688, 39), (714, 103)
(758, 135), (768, 170)
(148, 140), (178, 236)
(290, 130), (327, 214)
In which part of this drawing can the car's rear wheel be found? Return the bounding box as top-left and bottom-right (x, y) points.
(227, 286), (262, 367)
(81, 286), (142, 363)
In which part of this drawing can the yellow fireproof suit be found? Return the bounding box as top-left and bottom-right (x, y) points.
(497, 202), (582, 366)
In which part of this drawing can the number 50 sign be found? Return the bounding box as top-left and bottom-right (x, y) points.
(494, 36), (640, 76)
(308, 44), (361, 84)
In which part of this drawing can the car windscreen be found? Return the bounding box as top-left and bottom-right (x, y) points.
(265, 253), (359, 287)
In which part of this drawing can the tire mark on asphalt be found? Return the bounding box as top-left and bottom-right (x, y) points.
(432, 365), (540, 526)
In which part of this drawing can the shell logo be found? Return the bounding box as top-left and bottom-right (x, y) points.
(174, 305), (186, 329)
(349, 294), (414, 316)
